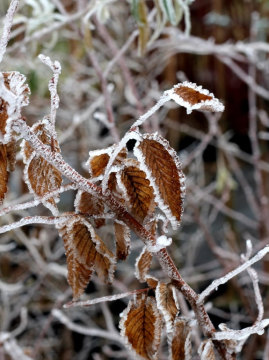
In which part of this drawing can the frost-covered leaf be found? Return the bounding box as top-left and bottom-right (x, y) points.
(58, 216), (116, 300)
(135, 246), (153, 282)
(0, 72), (30, 142)
(0, 144), (8, 204)
(75, 189), (105, 228)
(166, 82), (224, 114)
(146, 276), (158, 289)
(87, 145), (127, 179)
(114, 220), (131, 260)
(119, 294), (162, 360)
(169, 318), (192, 360)
(134, 133), (185, 229)
(198, 339), (215, 360)
(21, 120), (62, 213)
(156, 282), (179, 333)
(118, 159), (155, 222)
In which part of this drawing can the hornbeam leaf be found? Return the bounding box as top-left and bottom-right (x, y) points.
(167, 81), (224, 114)
(118, 159), (155, 222)
(135, 246), (153, 282)
(134, 133), (185, 229)
(114, 220), (131, 260)
(156, 282), (179, 333)
(169, 318), (192, 360)
(58, 216), (116, 300)
(119, 294), (162, 360)
(87, 145), (127, 178)
(22, 121), (62, 213)
(199, 339), (216, 360)
(75, 189), (105, 228)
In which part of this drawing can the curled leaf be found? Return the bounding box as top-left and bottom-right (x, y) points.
(156, 282), (179, 333)
(118, 159), (155, 222)
(169, 318), (192, 360)
(135, 246), (153, 282)
(198, 339), (216, 360)
(58, 216), (116, 300)
(166, 81), (224, 114)
(114, 220), (131, 260)
(134, 133), (185, 229)
(87, 145), (127, 178)
(22, 121), (62, 213)
(75, 189), (105, 228)
(119, 294), (162, 360)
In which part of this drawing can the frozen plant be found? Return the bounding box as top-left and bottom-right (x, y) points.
(1, 1), (269, 360)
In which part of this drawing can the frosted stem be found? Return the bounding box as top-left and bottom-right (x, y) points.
(0, 0), (20, 64)
(0, 215), (69, 234)
(38, 54), (61, 134)
(198, 244), (269, 304)
(64, 288), (149, 309)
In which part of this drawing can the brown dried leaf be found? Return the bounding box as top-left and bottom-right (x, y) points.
(75, 190), (105, 228)
(0, 144), (8, 204)
(120, 294), (162, 360)
(114, 220), (131, 260)
(119, 159), (155, 222)
(169, 318), (192, 360)
(88, 146), (127, 178)
(134, 134), (185, 229)
(199, 339), (216, 360)
(58, 216), (115, 300)
(156, 282), (179, 333)
(146, 276), (158, 289)
(22, 122), (62, 212)
(174, 85), (212, 106)
(168, 82), (224, 113)
(135, 246), (153, 282)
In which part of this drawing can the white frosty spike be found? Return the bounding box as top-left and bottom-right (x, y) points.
(0, 0), (19, 63)
(165, 81), (225, 114)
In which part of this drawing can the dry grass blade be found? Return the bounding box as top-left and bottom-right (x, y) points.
(119, 294), (162, 360)
(119, 159), (155, 222)
(58, 216), (116, 300)
(134, 134), (185, 229)
(169, 318), (192, 360)
(156, 282), (179, 333)
(114, 220), (131, 260)
(135, 246), (153, 282)
(0, 144), (8, 204)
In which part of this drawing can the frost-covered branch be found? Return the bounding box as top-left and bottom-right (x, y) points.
(198, 244), (269, 304)
(0, 0), (19, 63)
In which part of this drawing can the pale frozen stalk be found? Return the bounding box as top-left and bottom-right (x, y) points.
(38, 54), (61, 136)
(0, 0), (20, 63)
(52, 309), (125, 344)
(198, 244), (269, 304)
(64, 288), (149, 309)
(241, 239), (264, 322)
(0, 215), (70, 234)
(0, 183), (77, 217)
